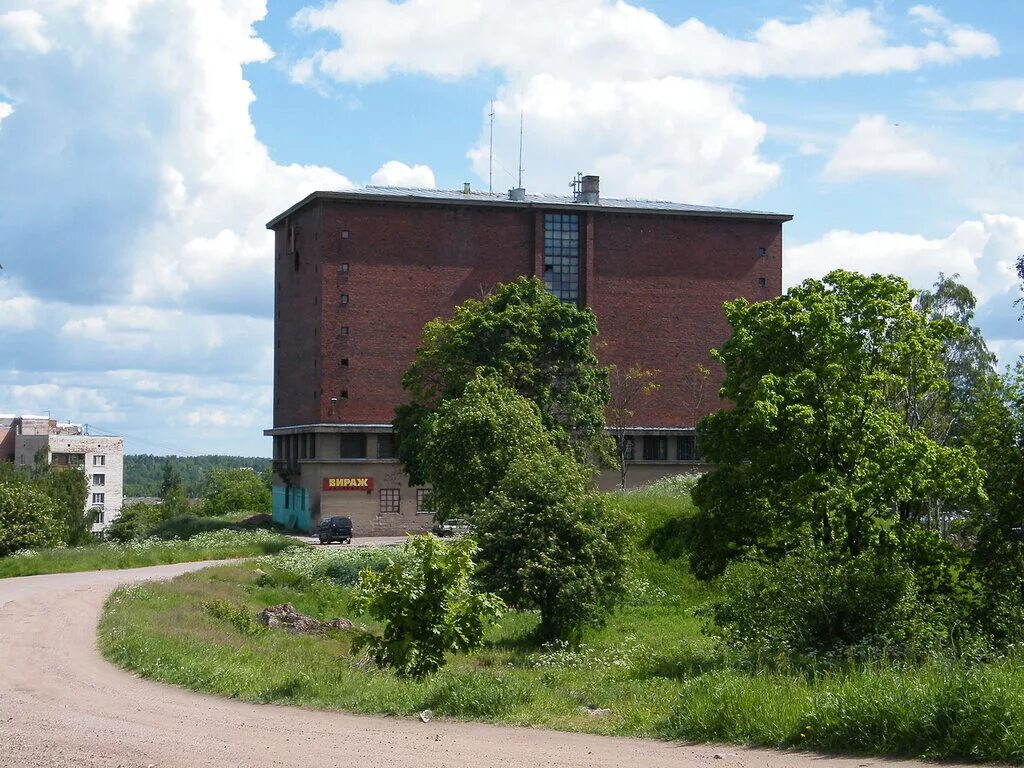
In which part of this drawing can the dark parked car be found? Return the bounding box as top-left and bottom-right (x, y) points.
(431, 518), (473, 538)
(317, 516), (353, 544)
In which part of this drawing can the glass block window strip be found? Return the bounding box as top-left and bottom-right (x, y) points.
(543, 213), (580, 303)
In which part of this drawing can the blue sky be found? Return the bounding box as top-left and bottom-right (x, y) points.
(0, 0), (1021, 456)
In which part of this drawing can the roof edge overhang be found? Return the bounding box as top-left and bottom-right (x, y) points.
(265, 423), (394, 436)
(265, 190), (794, 229)
(265, 423), (697, 436)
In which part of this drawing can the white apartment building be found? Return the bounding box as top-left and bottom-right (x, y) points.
(0, 415), (124, 534)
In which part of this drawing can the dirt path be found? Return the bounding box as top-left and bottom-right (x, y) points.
(0, 561), (976, 768)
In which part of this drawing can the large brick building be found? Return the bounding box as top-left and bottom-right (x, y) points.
(265, 176), (790, 534)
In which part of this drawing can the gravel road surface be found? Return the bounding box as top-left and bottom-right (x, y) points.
(0, 559), (975, 768)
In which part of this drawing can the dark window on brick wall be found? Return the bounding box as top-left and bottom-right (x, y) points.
(543, 212), (580, 303)
(341, 326), (349, 336)
(341, 263), (349, 274)
(294, 250), (300, 272)
(642, 436), (668, 461)
(380, 489), (400, 514)
(341, 294), (349, 305)
(338, 433), (366, 459)
(376, 433), (398, 459)
(677, 435), (701, 462)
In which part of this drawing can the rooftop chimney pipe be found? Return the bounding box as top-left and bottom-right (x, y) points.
(579, 175), (600, 204)
(508, 187), (527, 202)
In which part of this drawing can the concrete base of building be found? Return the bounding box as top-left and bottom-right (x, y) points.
(272, 459), (704, 534)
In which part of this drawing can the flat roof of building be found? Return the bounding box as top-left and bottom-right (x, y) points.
(267, 186), (793, 229)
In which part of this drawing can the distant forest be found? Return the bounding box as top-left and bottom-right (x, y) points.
(124, 454), (273, 498)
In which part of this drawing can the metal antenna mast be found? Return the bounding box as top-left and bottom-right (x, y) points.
(517, 111), (524, 189)
(488, 100), (495, 194)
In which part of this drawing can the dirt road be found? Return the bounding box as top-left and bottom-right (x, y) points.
(0, 561), (969, 768)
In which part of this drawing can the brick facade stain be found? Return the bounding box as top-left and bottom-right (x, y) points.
(267, 187), (790, 534)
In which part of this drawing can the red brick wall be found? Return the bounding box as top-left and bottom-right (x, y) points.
(274, 200), (536, 427)
(273, 204), (326, 429)
(272, 198), (783, 430)
(589, 213), (783, 427)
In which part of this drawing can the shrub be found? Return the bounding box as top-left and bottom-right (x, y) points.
(106, 502), (166, 542)
(268, 545), (407, 587)
(0, 479), (66, 556)
(351, 535), (505, 679)
(202, 598), (266, 636)
(475, 450), (629, 643)
(201, 468), (271, 516)
(709, 547), (949, 663)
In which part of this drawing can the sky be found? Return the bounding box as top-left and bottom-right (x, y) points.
(0, 0), (1021, 457)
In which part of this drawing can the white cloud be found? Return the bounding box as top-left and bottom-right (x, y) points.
(787, 214), (1024, 366)
(292, 1), (997, 84)
(947, 79), (1024, 113)
(290, 2), (995, 204)
(370, 160), (436, 188)
(0, 285), (40, 332)
(0, 0), (357, 453)
(0, 10), (52, 53)
(0, 102), (13, 126)
(824, 115), (948, 181)
(908, 5), (949, 30)
(468, 75), (779, 203)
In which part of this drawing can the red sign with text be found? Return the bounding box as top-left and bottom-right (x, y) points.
(322, 477), (374, 492)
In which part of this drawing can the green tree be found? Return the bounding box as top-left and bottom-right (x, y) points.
(475, 449), (629, 642)
(910, 274), (996, 445)
(0, 477), (66, 556)
(159, 461), (183, 498)
(395, 276), (612, 484)
(415, 373), (553, 520)
(415, 373), (628, 641)
(200, 467), (272, 516)
(607, 365), (660, 488)
(960, 362), (1024, 643)
(689, 270), (985, 580)
(32, 465), (91, 545)
(351, 535), (505, 679)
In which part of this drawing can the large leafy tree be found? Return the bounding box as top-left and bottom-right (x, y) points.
(414, 373), (628, 640)
(395, 276), (611, 485)
(414, 373), (553, 520)
(689, 270), (985, 580)
(909, 274), (996, 444)
(960, 361), (1024, 643)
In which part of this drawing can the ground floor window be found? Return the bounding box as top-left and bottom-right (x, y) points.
(642, 436), (668, 461)
(380, 488), (400, 514)
(677, 435), (700, 461)
(416, 488), (433, 514)
(93, 509), (104, 524)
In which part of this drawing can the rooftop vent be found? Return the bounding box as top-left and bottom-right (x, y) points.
(579, 174), (599, 204)
(508, 187), (527, 202)
(462, 182), (472, 194)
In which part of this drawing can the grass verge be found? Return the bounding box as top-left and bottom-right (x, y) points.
(0, 528), (298, 579)
(97, 488), (1024, 764)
